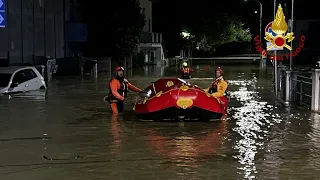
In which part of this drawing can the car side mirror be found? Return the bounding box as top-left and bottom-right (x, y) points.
(10, 82), (18, 88)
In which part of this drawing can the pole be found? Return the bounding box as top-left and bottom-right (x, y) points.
(289, 0), (294, 70)
(21, 0), (23, 63)
(259, 1), (262, 65)
(274, 0), (278, 98)
(7, 0), (10, 62)
(250, 0), (263, 64)
(32, 0), (35, 64)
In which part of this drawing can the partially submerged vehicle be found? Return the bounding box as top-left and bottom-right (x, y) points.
(133, 78), (228, 120)
(0, 66), (46, 94)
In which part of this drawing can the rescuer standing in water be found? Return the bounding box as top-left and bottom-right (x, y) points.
(179, 62), (194, 79)
(106, 66), (142, 114)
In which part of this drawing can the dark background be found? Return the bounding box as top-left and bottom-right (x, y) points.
(153, 0), (319, 57)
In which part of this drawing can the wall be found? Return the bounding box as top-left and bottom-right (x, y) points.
(139, 0), (152, 32)
(0, 0), (65, 65)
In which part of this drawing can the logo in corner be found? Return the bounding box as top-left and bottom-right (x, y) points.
(265, 4), (294, 50)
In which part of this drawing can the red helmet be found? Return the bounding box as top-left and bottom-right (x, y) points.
(115, 66), (124, 71)
(216, 67), (223, 73)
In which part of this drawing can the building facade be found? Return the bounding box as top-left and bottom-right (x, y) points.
(0, 0), (164, 66)
(0, 0), (67, 65)
(139, 0), (165, 65)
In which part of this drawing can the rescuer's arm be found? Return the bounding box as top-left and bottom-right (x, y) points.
(211, 81), (228, 98)
(110, 79), (124, 100)
(126, 79), (142, 92)
(128, 83), (142, 92)
(190, 68), (194, 73)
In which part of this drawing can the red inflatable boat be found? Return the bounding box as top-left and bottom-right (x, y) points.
(133, 78), (228, 120)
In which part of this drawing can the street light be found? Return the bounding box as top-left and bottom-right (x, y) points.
(244, 0), (263, 63)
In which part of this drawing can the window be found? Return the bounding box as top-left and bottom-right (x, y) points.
(12, 69), (37, 84)
(150, 51), (155, 62)
(0, 73), (12, 87)
(25, 69), (37, 80)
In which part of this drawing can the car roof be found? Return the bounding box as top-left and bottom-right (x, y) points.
(0, 66), (36, 74)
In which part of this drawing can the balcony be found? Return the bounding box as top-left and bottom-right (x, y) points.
(140, 32), (163, 43)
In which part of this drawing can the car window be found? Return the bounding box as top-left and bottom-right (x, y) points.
(12, 69), (37, 84)
(0, 73), (12, 87)
(24, 69), (37, 80)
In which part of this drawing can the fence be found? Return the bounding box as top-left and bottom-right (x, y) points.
(34, 58), (57, 82)
(85, 56), (133, 77)
(278, 67), (320, 111)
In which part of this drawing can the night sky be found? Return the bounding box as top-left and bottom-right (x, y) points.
(152, 0), (315, 56)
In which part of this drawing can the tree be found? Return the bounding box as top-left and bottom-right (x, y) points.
(180, 28), (196, 57)
(181, 15), (251, 56)
(86, 0), (145, 59)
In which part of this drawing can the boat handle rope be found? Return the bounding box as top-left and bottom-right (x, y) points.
(152, 82), (156, 94)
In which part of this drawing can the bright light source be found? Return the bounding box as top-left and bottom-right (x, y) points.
(254, 10), (257, 13)
(181, 31), (190, 38)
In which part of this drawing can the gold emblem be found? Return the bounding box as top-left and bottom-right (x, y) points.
(265, 4), (294, 50)
(143, 97), (147, 104)
(155, 91), (162, 97)
(167, 81), (174, 87)
(180, 85), (189, 91)
(176, 98), (193, 109)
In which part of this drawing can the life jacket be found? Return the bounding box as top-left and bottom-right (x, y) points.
(208, 79), (219, 94)
(208, 77), (228, 96)
(108, 76), (129, 102)
(182, 67), (190, 75)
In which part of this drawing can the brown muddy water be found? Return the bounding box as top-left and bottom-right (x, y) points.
(0, 65), (320, 180)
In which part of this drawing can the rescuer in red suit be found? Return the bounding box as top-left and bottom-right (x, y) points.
(179, 62), (194, 79)
(106, 66), (142, 114)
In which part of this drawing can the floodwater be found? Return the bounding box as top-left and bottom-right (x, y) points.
(1, 64), (320, 180)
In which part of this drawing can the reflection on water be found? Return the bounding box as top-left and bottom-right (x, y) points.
(1, 90), (47, 101)
(143, 65), (165, 77)
(229, 77), (280, 179)
(111, 115), (122, 156)
(308, 113), (320, 168)
(1, 65), (320, 179)
(142, 121), (227, 167)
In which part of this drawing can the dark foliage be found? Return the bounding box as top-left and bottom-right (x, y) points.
(85, 0), (146, 59)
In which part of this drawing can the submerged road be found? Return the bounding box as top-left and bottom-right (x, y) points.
(0, 65), (320, 179)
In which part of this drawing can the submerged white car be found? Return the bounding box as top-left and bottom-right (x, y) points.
(0, 66), (46, 94)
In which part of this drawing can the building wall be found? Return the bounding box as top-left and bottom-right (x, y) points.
(139, 0), (152, 32)
(65, 0), (87, 57)
(0, 0), (65, 65)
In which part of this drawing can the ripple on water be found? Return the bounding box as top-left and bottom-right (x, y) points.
(2, 67), (320, 179)
(229, 78), (282, 179)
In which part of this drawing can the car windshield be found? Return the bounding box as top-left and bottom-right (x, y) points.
(0, 73), (12, 87)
